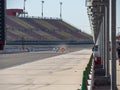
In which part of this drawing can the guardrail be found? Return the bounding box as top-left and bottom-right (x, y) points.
(79, 54), (94, 90)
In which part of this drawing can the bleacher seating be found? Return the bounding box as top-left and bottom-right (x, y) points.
(34, 19), (58, 30)
(7, 30), (20, 41)
(6, 16), (93, 44)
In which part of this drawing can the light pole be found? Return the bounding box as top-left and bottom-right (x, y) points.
(60, 2), (62, 19)
(23, 0), (26, 17)
(41, 0), (44, 18)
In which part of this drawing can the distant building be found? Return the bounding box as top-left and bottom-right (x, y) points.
(6, 9), (27, 17)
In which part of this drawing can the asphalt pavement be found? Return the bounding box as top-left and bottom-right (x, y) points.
(0, 48), (92, 90)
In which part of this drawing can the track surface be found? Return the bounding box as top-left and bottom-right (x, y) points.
(0, 45), (92, 69)
(0, 47), (92, 90)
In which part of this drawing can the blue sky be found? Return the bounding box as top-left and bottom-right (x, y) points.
(7, 0), (120, 35)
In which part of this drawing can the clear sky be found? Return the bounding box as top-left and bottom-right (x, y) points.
(6, 0), (120, 35)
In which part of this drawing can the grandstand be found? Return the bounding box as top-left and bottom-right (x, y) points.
(6, 16), (93, 45)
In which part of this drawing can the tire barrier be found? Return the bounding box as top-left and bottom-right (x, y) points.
(80, 54), (94, 90)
